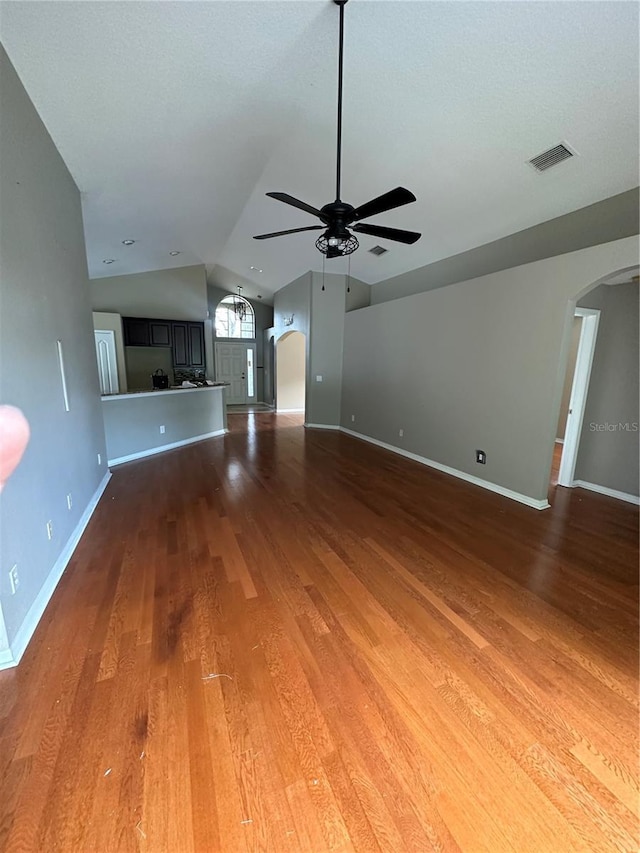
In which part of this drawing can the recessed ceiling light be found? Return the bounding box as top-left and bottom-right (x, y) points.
(102, 259), (115, 264)
(122, 239), (135, 246)
(250, 266), (263, 273)
(169, 251), (181, 256)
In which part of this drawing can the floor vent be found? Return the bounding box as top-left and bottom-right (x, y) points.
(529, 143), (575, 172)
(369, 245), (388, 256)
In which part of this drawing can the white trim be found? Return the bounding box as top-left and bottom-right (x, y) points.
(108, 429), (227, 467)
(340, 427), (550, 510)
(1, 472), (112, 671)
(304, 423), (340, 430)
(558, 308), (600, 487)
(555, 438), (564, 444)
(305, 423), (340, 430)
(571, 480), (640, 505)
(277, 408), (305, 414)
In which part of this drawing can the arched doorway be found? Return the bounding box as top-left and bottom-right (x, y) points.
(276, 331), (306, 415)
(551, 265), (639, 502)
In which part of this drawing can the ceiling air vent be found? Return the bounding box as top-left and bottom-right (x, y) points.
(529, 143), (575, 173)
(369, 245), (388, 256)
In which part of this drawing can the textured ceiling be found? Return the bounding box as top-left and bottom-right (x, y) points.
(1, 0), (638, 299)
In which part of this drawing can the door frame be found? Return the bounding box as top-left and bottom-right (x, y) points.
(214, 341), (257, 404)
(557, 307), (600, 487)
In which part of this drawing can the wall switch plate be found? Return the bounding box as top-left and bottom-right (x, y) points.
(159, 425), (166, 434)
(97, 453), (102, 465)
(9, 564), (19, 595)
(351, 415), (355, 422)
(399, 429), (404, 437)
(66, 493), (72, 510)
(46, 520), (53, 540)
(315, 375), (323, 383)
(476, 449), (487, 464)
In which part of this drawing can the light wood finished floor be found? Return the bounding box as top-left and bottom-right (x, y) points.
(1, 413), (638, 852)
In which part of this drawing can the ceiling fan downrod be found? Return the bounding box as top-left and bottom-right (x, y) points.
(334, 0), (348, 203)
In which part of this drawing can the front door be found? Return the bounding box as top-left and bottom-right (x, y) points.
(215, 342), (257, 404)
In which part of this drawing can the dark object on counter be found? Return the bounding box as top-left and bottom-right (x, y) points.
(152, 369), (169, 390)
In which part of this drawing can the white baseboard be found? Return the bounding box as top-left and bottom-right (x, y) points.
(340, 427), (550, 511)
(304, 423), (341, 430)
(277, 408), (305, 414)
(108, 429), (227, 467)
(572, 480), (640, 505)
(1, 471), (112, 671)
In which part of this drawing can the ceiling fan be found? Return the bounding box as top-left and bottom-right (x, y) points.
(253, 0), (421, 260)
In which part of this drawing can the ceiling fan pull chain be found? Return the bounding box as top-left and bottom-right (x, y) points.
(322, 254), (326, 291)
(347, 253), (351, 293)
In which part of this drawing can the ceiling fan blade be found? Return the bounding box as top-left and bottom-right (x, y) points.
(265, 192), (324, 219)
(352, 223), (421, 244)
(253, 225), (324, 240)
(350, 187), (416, 222)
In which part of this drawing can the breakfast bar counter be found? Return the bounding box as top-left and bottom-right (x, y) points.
(101, 385), (227, 466)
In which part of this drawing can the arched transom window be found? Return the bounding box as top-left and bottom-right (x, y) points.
(215, 295), (255, 339)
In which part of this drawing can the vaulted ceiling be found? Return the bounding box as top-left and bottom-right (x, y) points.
(1, 1), (638, 300)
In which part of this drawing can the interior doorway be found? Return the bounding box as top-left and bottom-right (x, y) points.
(553, 307), (600, 487)
(215, 341), (257, 405)
(276, 331), (306, 414)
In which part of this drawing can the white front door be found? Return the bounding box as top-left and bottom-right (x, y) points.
(94, 330), (119, 395)
(215, 342), (257, 404)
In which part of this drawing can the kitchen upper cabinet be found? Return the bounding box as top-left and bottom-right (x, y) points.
(123, 317), (150, 347)
(171, 323), (189, 367)
(149, 321), (171, 347)
(188, 323), (205, 368)
(124, 316), (205, 369)
(171, 322), (204, 368)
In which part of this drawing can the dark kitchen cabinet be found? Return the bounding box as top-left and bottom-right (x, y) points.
(188, 323), (205, 368)
(123, 317), (150, 347)
(171, 322), (205, 369)
(124, 316), (205, 369)
(171, 322), (189, 367)
(149, 321), (171, 347)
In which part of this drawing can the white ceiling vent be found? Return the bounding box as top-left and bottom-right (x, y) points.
(369, 245), (388, 256)
(529, 143), (576, 173)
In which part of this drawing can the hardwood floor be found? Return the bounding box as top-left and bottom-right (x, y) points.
(1, 412), (638, 852)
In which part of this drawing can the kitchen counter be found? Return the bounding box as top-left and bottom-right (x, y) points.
(102, 384), (228, 401)
(101, 383), (227, 466)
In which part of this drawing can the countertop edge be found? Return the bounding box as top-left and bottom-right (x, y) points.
(101, 386), (228, 402)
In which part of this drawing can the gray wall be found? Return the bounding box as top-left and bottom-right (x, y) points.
(371, 188), (640, 306)
(0, 46), (107, 649)
(273, 271), (351, 426)
(208, 284), (274, 402)
(102, 388), (226, 463)
(91, 264), (208, 321)
(574, 282), (639, 496)
(340, 236), (638, 504)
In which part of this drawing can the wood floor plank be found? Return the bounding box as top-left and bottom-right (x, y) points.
(0, 412), (637, 852)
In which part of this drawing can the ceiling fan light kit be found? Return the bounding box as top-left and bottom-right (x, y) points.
(253, 0), (421, 259)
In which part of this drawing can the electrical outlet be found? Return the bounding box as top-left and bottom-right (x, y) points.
(46, 520), (53, 540)
(316, 375), (323, 383)
(66, 493), (72, 510)
(476, 449), (486, 464)
(399, 429), (404, 438)
(97, 453), (102, 465)
(9, 564), (19, 595)
(351, 415), (355, 423)
(159, 425), (166, 434)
